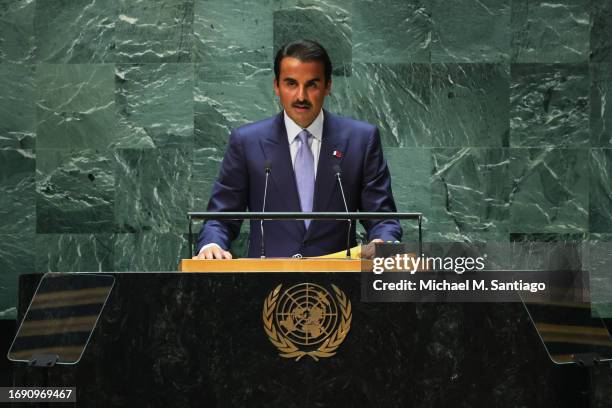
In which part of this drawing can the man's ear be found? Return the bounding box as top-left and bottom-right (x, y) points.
(273, 77), (280, 97)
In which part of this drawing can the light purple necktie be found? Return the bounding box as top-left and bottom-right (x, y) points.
(295, 129), (315, 228)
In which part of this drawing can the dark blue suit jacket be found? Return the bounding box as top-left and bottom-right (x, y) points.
(197, 110), (402, 257)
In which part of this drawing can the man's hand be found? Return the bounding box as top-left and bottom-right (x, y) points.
(193, 244), (233, 260)
(361, 239), (385, 259)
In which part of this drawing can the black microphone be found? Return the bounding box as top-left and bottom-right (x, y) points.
(261, 161), (272, 258)
(333, 165), (352, 258)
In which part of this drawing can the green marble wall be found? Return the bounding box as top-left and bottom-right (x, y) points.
(0, 0), (611, 318)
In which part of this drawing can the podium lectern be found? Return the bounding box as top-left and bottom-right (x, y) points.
(10, 265), (609, 407)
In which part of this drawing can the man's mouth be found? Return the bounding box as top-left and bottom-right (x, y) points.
(293, 103), (311, 111)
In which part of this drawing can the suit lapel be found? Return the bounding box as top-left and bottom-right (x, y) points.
(260, 112), (305, 236)
(310, 111), (349, 225)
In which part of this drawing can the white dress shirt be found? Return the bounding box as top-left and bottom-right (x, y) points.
(199, 109), (325, 254)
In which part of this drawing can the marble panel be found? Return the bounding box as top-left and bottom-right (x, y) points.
(273, 2), (351, 76)
(352, 0), (431, 63)
(194, 62), (276, 151)
(588, 233), (612, 242)
(113, 0), (193, 63)
(582, 235), (612, 319)
(273, 0), (351, 9)
(509, 148), (588, 233)
(114, 232), (187, 271)
(509, 232), (585, 242)
(36, 149), (115, 233)
(511, 0), (589, 63)
(386, 147), (431, 213)
(192, 148), (222, 210)
(33, 0), (115, 63)
(36, 63), (115, 111)
(590, 0), (612, 62)
(510, 63), (589, 147)
(591, 64), (612, 147)
(507, 233), (586, 288)
(35, 233), (114, 273)
(194, 0), (273, 63)
(36, 64), (121, 149)
(0, 0), (35, 64)
(430, 63), (510, 147)
(589, 149), (612, 233)
(431, 0), (510, 63)
(349, 63), (431, 147)
(115, 63), (194, 148)
(0, 63), (35, 149)
(385, 147), (431, 240)
(430, 148), (511, 238)
(114, 148), (193, 234)
(323, 73), (352, 118)
(0, 149), (35, 235)
(0, 234), (34, 319)
(424, 230), (510, 243)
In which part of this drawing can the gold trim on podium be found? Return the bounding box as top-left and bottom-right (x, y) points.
(179, 258), (371, 273)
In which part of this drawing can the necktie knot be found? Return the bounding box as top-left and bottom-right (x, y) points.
(298, 129), (311, 145)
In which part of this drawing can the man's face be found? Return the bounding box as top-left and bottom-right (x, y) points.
(274, 57), (331, 128)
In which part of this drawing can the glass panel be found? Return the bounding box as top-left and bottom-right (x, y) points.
(520, 289), (612, 365)
(7, 273), (114, 365)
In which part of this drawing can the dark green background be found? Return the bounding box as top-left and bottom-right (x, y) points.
(0, 0), (611, 319)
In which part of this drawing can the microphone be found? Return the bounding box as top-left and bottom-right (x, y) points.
(261, 161), (272, 258)
(333, 165), (352, 258)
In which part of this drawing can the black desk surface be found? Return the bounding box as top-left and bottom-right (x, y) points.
(11, 273), (612, 408)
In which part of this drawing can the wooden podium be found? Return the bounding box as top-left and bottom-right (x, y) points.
(178, 258), (371, 273)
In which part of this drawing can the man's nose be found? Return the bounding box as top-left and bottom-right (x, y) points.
(297, 85), (308, 100)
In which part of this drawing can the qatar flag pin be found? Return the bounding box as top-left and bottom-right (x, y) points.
(332, 150), (343, 158)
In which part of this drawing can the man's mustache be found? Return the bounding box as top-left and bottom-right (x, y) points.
(292, 101), (312, 108)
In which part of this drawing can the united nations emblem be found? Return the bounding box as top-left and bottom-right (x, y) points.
(262, 283), (352, 361)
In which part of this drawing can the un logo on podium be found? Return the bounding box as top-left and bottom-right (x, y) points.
(263, 283), (352, 361)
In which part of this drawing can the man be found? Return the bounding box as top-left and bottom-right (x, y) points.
(195, 39), (401, 259)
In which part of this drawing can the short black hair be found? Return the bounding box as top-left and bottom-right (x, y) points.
(274, 39), (332, 85)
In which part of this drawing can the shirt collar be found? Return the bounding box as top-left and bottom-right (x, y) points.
(284, 109), (324, 143)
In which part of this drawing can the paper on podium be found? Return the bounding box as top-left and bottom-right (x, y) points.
(314, 245), (362, 259)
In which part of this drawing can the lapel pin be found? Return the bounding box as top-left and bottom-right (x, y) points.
(332, 150), (343, 158)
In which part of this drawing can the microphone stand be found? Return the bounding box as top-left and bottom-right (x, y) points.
(333, 165), (352, 259)
(260, 162), (271, 258)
